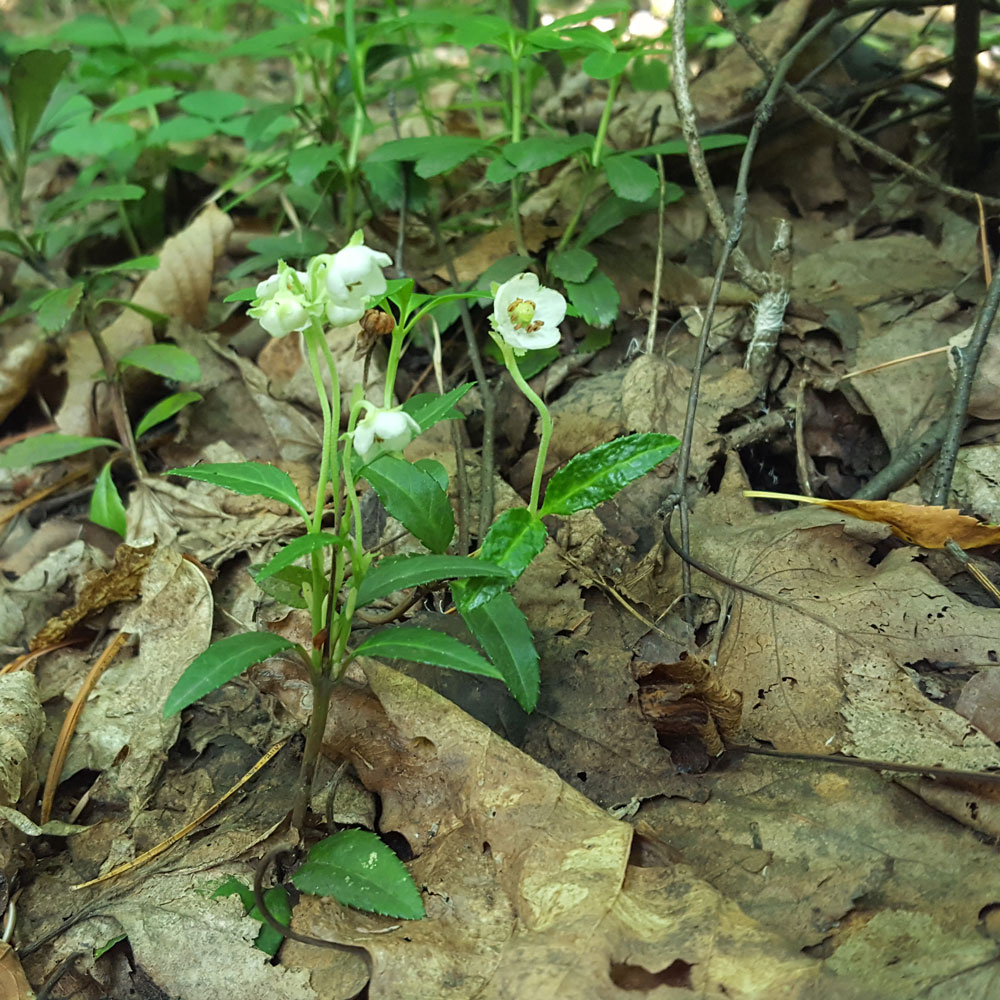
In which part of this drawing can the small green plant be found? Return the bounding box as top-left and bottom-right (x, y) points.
(156, 234), (677, 920)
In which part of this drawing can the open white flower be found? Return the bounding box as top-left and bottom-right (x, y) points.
(491, 272), (566, 352)
(353, 406), (421, 466)
(248, 265), (311, 337)
(326, 244), (393, 306)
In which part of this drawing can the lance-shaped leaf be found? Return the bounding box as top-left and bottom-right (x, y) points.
(352, 626), (503, 680)
(292, 828), (424, 919)
(163, 631), (296, 717)
(0, 433), (118, 468)
(11, 50), (71, 164)
(90, 461), (127, 539)
(539, 432), (679, 517)
(363, 454), (454, 553)
(118, 343), (201, 382)
(165, 462), (309, 520)
(402, 384), (474, 432)
(356, 553), (511, 607)
(456, 508), (546, 613)
(253, 532), (342, 584)
(456, 589), (539, 712)
(135, 391), (202, 438)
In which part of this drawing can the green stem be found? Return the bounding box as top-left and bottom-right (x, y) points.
(499, 340), (552, 515)
(554, 168), (596, 253)
(507, 38), (529, 259)
(290, 669), (336, 831)
(381, 325), (406, 408)
(590, 73), (620, 170)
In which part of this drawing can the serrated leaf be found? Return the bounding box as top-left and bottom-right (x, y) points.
(11, 50), (71, 163)
(362, 454), (454, 553)
(135, 391), (202, 438)
(0, 433), (119, 469)
(454, 508), (546, 612)
(563, 269), (620, 328)
(539, 433), (679, 517)
(603, 154), (660, 201)
(253, 565), (314, 610)
(165, 462), (309, 520)
(35, 282), (84, 332)
(401, 384), (474, 432)
(548, 248), (597, 283)
(455, 589), (538, 711)
(352, 626), (503, 680)
(356, 553), (511, 607)
(291, 829), (424, 919)
(163, 631), (296, 717)
(90, 461), (127, 538)
(253, 532), (342, 584)
(118, 344), (201, 382)
(500, 134), (592, 173)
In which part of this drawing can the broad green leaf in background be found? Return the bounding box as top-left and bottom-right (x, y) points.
(582, 49), (632, 79)
(292, 829), (424, 919)
(401, 384), (474, 432)
(455, 588), (539, 711)
(603, 154), (660, 202)
(548, 248), (597, 284)
(253, 532), (342, 584)
(576, 187), (683, 248)
(366, 135), (492, 178)
(253, 565), (314, 610)
(631, 56), (671, 91)
(495, 134), (592, 174)
(356, 553), (511, 607)
(102, 86), (180, 118)
(362, 454), (454, 553)
(453, 507), (546, 613)
(178, 90), (247, 121)
(35, 282), (84, 332)
(352, 626), (503, 680)
(134, 391), (202, 438)
(163, 631), (296, 717)
(49, 120), (136, 157)
(10, 50), (71, 164)
(539, 432), (680, 517)
(90, 460), (127, 538)
(118, 344), (201, 382)
(165, 462), (310, 520)
(563, 269), (620, 328)
(286, 143), (342, 186)
(0, 433), (118, 469)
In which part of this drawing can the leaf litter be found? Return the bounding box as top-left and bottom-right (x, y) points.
(5, 2), (1000, 998)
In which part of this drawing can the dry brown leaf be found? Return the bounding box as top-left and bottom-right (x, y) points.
(0, 945), (34, 1000)
(745, 490), (1000, 549)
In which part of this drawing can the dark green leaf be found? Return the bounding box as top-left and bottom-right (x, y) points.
(0, 433), (118, 469)
(211, 875), (254, 909)
(11, 50), (71, 163)
(362, 455), (454, 553)
(576, 187), (683, 247)
(165, 463), (309, 520)
(35, 282), (84, 332)
(253, 533), (342, 584)
(118, 344), (201, 382)
(414, 458), (448, 492)
(352, 626), (502, 680)
(253, 565), (313, 610)
(286, 144), (341, 186)
(603, 154), (659, 201)
(250, 886), (292, 957)
(564, 270), (620, 328)
(500, 134), (592, 173)
(453, 508), (546, 612)
(548, 248), (597, 283)
(636, 133), (748, 157)
(539, 433), (679, 516)
(485, 156), (517, 184)
(366, 136), (491, 178)
(90, 461), (127, 538)
(401, 384), (474, 432)
(631, 56), (670, 91)
(93, 933), (127, 960)
(356, 553), (511, 607)
(163, 632), (296, 717)
(291, 829), (424, 919)
(135, 391), (202, 438)
(455, 590), (538, 712)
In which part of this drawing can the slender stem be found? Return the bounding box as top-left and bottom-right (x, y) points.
(290, 669), (336, 831)
(554, 168), (596, 252)
(500, 340), (552, 514)
(382, 325), (406, 408)
(590, 73), (619, 170)
(507, 37), (529, 258)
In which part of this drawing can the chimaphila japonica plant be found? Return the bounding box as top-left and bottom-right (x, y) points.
(151, 234), (679, 922)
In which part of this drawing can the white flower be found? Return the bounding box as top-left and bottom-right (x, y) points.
(325, 244), (392, 306)
(353, 406), (420, 466)
(491, 272), (566, 352)
(248, 265), (311, 337)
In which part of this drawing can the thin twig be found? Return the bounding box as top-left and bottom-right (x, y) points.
(852, 415), (949, 501)
(644, 154), (666, 355)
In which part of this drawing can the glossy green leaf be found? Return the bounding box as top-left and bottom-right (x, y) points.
(292, 828), (424, 919)
(135, 391), (202, 438)
(356, 553), (511, 607)
(453, 508), (546, 613)
(414, 458), (448, 492)
(250, 885), (292, 957)
(362, 454), (454, 553)
(165, 463), (309, 520)
(548, 248), (597, 283)
(10, 50), (71, 163)
(563, 269), (620, 328)
(603, 154), (659, 201)
(163, 631), (296, 717)
(90, 461), (127, 538)
(456, 589), (538, 711)
(118, 344), (201, 382)
(0, 433), (118, 469)
(401, 384), (474, 432)
(253, 532), (342, 584)
(352, 626), (502, 680)
(539, 433), (680, 517)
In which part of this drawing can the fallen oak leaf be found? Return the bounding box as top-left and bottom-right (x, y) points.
(744, 490), (1000, 549)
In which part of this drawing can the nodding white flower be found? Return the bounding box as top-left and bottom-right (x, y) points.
(325, 244), (393, 307)
(491, 272), (566, 353)
(248, 264), (311, 337)
(353, 406), (421, 466)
